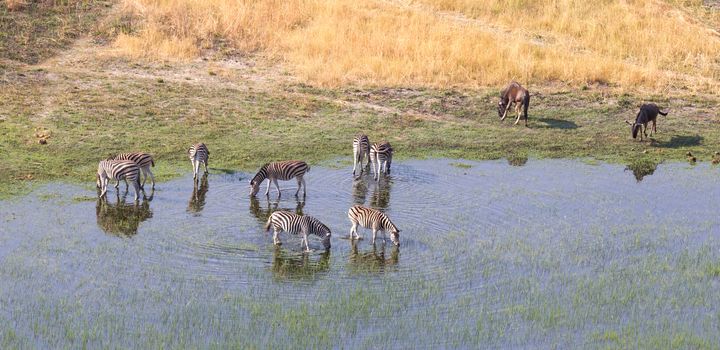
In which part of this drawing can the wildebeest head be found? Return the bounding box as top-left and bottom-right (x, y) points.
(625, 120), (642, 139)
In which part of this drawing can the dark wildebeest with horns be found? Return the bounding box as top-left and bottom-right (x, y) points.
(498, 81), (530, 126)
(625, 103), (668, 141)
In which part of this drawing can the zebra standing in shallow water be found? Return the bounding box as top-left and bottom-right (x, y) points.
(113, 152), (155, 189)
(352, 134), (370, 176)
(348, 205), (400, 246)
(188, 143), (209, 180)
(265, 211), (331, 251)
(370, 141), (393, 181)
(250, 160), (309, 198)
(96, 159), (142, 201)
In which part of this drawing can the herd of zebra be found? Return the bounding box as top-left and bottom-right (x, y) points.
(95, 136), (400, 252)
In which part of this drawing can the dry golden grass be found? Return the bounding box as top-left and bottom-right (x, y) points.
(112, 0), (720, 91)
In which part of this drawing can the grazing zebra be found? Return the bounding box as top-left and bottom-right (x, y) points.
(113, 152), (155, 189)
(188, 143), (209, 180)
(352, 133), (370, 176)
(348, 205), (400, 246)
(250, 160), (309, 197)
(265, 211), (331, 251)
(370, 142), (393, 181)
(96, 159), (142, 201)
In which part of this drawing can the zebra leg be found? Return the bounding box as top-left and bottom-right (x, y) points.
(265, 179), (271, 196)
(273, 227), (281, 245)
(301, 177), (306, 197)
(124, 178), (129, 191)
(375, 154), (381, 181)
(273, 178), (281, 198)
(303, 232), (311, 252)
(131, 177), (140, 202)
(352, 152), (358, 175)
(148, 168), (156, 189)
(194, 160), (201, 180)
(115, 179), (120, 189)
(140, 168), (147, 189)
(100, 177), (108, 198)
(371, 228), (377, 245)
(203, 160), (208, 174)
(350, 222), (360, 239)
(295, 177), (302, 197)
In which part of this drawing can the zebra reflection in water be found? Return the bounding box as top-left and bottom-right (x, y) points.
(187, 174), (209, 214)
(271, 247), (331, 280)
(348, 240), (399, 274)
(95, 190), (153, 237)
(248, 196), (305, 225)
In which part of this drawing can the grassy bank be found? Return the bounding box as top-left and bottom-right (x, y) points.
(1, 56), (719, 198)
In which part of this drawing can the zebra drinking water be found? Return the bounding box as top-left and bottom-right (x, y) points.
(96, 159), (142, 201)
(347, 205), (400, 246)
(250, 160), (309, 198)
(265, 211), (331, 251)
(113, 152), (155, 189)
(188, 143), (209, 180)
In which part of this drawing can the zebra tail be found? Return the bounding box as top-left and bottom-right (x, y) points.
(151, 159), (155, 167)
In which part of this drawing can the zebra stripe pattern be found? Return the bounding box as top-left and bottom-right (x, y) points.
(370, 141), (393, 181)
(113, 152), (155, 189)
(188, 143), (209, 180)
(96, 159), (142, 201)
(250, 160), (309, 197)
(348, 205), (400, 246)
(352, 134), (370, 176)
(265, 211), (331, 251)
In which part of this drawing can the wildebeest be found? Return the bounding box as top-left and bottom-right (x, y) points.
(498, 81), (530, 126)
(625, 103), (668, 141)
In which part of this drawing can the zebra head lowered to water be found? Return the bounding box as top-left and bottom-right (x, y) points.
(250, 160), (309, 198)
(265, 211), (331, 252)
(348, 205), (400, 246)
(96, 159), (143, 201)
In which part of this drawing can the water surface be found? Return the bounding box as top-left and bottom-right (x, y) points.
(1, 159), (719, 348)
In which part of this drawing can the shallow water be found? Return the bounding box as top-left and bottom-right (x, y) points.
(1, 159), (719, 348)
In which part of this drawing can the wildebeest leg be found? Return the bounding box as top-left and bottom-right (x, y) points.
(501, 101), (512, 121)
(652, 120), (657, 136)
(514, 103), (522, 125)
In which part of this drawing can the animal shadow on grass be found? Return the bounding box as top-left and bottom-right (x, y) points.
(653, 135), (703, 148)
(536, 118), (578, 130)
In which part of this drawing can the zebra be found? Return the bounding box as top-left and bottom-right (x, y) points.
(112, 152), (155, 189)
(370, 141), (393, 181)
(96, 159), (142, 201)
(188, 143), (209, 180)
(348, 205), (400, 246)
(265, 211), (331, 251)
(250, 160), (309, 198)
(352, 133), (370, 176)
